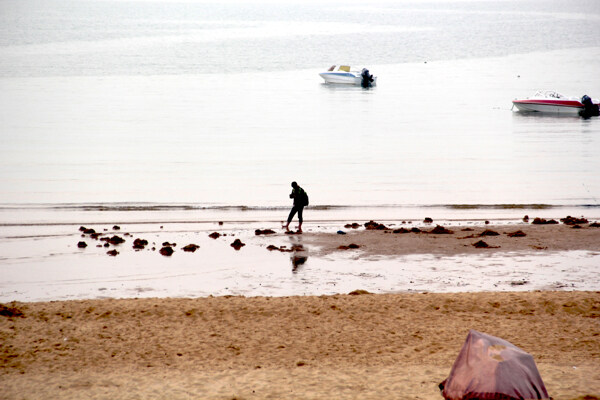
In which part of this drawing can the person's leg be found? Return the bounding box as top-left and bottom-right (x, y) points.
(285, 206), (298, 230)
(297, 206), (304, 232)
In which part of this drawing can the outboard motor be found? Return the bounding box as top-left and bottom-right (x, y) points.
(580, 94), (600, 118)
(361, 68), (374, 88)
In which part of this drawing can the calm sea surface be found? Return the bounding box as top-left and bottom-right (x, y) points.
(1, 0), (600, 301)
(1, 0), (600, 220)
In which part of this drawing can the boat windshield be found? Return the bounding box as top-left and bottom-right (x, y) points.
(534, 90), (565, 99)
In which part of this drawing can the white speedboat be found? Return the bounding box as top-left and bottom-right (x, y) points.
(512, 90), (600, 115)
(319, 65), (377, 87)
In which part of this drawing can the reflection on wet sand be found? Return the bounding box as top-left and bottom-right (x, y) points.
(286, 234), (308, 272)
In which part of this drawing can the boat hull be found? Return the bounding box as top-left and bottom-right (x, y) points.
(512, 100), (583, 114)
(319, 72), (377, 86)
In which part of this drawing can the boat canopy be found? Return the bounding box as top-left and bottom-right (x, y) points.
(326, 65), (354, 72)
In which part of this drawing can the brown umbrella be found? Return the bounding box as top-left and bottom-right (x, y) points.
(440, 330), (549, 400)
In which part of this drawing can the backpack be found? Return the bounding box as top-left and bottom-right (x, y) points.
(299, 189), (309, 206)
(302, 191), (309, 206)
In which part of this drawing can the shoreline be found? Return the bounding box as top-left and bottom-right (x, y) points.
(1, 202), (599, 227)
(1, 291), (599, 399)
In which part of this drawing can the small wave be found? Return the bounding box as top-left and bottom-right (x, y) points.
(442, 204), (555, 210)
(442, 204), (600, 210)
(0, 202), (597, 213)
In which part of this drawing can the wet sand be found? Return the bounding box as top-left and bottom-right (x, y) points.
(300, 221), (600, 257)
(1, 291), (599, 399)
(4, 218), (600, 302)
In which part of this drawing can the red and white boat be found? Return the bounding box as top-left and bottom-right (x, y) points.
(512, 90), (600, 115)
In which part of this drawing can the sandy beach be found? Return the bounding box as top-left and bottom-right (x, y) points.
(2, 291), (599, 399)
(2, 221), (600, 399)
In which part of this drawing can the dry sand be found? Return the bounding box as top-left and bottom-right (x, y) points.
(1, 291), (599, 399)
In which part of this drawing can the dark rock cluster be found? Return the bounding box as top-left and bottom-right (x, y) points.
(507, 230), (527, 237)
(472, 240), (499, 249)
(78, 225), (196, 256)
(133, 238), (149, 249)
(479, 229), (500, 236)
(338, 243), (360, 250)
(531, 218), (559, 225)
(429, 225), (453, 234)
(530, 215), (597, 226)
(364, 220), (388, 230)
(560, 216), (589, 225)
(80, 227), (96, 235)
(182, 244), (199, 252)
(230, 239), (245, 250)
(159, 246), (174, 256)
(78, 226), (128, 255)
(100, 235), (125, 245)
(255, 229), (276, 235)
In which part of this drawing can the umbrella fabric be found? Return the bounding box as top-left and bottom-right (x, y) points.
(441, 330), (549, 400)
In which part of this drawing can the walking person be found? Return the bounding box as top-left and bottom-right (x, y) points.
(284, 181), (309, 233)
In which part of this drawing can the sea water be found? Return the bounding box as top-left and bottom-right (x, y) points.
(1, 0), (600, 301)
